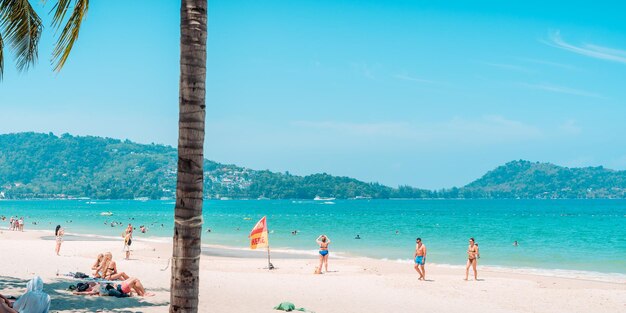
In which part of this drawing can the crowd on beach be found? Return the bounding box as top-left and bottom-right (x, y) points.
(1, 216), (25, 232)
(0, 251), (152, 313)
(0, 222), (152, 313)
(76, 251), (152, 297)
(53, 222), (135, 260)
(314, 234), (483, 281)
(0, 213), (516, 313)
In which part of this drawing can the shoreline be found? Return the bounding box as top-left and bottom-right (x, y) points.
(4, 227), (625, 284)
(1, 228), (625, 312)
(4, 198), (626, 201)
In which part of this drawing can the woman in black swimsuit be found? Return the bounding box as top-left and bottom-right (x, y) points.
(98, 252), (130, 281)
(465, 238), (478, 281)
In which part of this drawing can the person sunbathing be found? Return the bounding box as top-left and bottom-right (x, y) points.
(97, 252), (130, 281)
(72, 282), (100, 296)
(0, 276), (50, 313)
(115, 278), (153, 297)
(72, 279), (153, 298)
(91, 253), (104, 278)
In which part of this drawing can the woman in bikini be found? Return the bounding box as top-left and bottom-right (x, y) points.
(98, 252), (130, 281)
(316, 235), (331, 273)
(91, 253), (105, 278)
(54, 225), (64, 256)
(465, 237), (479, 281)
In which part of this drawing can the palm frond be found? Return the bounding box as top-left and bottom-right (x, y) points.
(0, 31), (4, 79)
(50, 0), (88, 72)
(49, 0), (72, 29)
(0, 0), (43, 72)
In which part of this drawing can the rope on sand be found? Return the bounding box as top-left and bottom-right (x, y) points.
(161, 258), (171, 271)
(160, 255), (200, 271)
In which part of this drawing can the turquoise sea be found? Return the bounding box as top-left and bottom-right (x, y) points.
(1, 199), (625, 275)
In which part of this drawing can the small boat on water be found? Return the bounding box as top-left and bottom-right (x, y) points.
(100, 212), (113, 216)
(314, 196), (336, 201)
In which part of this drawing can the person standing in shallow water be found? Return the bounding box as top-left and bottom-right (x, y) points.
(465, 237), (479, 281)
(413, 237), (427, 280)
(55, 225), (64, 256)
(316, 235), (331, 273)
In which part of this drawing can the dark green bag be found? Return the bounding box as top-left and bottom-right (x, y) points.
(274, 302), (307, 312)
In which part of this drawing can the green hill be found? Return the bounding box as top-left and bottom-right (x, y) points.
(0, 132), (431, 199)
(1, 133), (625, 199)
(462, 160), (626, 199)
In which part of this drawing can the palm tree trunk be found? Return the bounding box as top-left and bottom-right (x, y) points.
(171, 0), (207, 312)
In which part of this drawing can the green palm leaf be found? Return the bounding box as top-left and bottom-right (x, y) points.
(0, 32), (4, 78)
(0, 0), (43, 75)
(0, 0), (88, 78)
(50, 0), (88, 72)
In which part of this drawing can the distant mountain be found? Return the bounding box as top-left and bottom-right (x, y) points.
(0, 133), (625, 199)
(461, 160), (626, 199)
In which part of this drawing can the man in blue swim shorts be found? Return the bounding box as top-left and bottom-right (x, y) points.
(413, 237), (427, 280)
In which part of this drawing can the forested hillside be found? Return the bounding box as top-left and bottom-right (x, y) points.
(1, 133), (625, 199)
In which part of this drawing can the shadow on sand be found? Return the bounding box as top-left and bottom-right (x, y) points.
(0, 276), (168, 312)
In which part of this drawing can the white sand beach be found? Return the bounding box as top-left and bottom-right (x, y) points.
(1, 229), (624, 313)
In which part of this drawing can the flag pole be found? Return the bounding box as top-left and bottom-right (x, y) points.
(267, 245), (272, 270)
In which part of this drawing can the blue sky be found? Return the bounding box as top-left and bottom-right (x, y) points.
(1, 0), (626, 189)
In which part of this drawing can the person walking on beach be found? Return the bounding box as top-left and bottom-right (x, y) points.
(123, 231), (132, 260)
(316, 235), (331, 273)
(55, 225), (65, 256)
(413, 237), (427, 280)
(18, 217), (24, 231)
(465, 237), (479, 281)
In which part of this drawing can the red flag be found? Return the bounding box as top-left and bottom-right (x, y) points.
(249, 216), (268, 249)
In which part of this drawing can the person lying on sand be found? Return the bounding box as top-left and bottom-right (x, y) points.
(72, 282), (100, 296)
(116, 278), (154, 297)
(98, 252), (130, 281)
(0, 276), (50, 313)
(72, 279), (153, 297)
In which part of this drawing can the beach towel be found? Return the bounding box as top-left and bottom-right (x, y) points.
(273, 302), (307, 312)
(12, 276), (50, 313)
